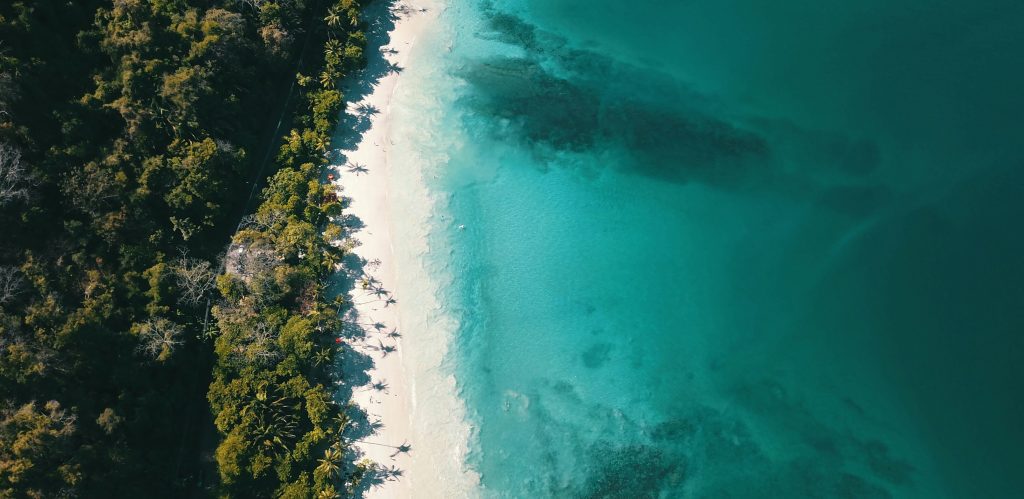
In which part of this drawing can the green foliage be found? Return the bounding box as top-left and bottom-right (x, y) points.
(215, 430), (248, 484)
(0, 401), (81, 496)
(0, 0), (359, 496)
(205, 0), (369, 496)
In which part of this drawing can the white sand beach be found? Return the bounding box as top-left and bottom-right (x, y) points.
(330, 2), (472, 497)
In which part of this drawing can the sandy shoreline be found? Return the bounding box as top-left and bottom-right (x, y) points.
(331, 2), (440, 497)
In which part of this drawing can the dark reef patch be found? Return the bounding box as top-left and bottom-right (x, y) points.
(458, 57), (601, 152)
(580, 342), (612, 368)
(487, 377), (911, 498)
(575, 444), (685, 499)
(456, 56), (769, 187)
(461, 6), (771, 187)
(461, 8), (893, 213)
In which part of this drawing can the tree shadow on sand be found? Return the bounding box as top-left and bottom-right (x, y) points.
(324, 3), (428, 495)
(331, 0), (424, 153)
(328, 240), (408, 494)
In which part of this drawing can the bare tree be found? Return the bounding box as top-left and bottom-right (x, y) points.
(173, 254), (217, 306)
(224, 242), (280, 281)
(0, 142), (30, 205)
(232, 321), (281, 366)
(237, 0), (264, 11)
(0, 266), (23, 304)
(135, 317), (185, 362)
(239, 209), (286, 232)
(249, 321), (280, 364)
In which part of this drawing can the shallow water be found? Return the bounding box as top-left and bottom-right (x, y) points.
(388, 0), (1024, 496)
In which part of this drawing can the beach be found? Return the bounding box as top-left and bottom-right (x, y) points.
(330, 1), (476, 497)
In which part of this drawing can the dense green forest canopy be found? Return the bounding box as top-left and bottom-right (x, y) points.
(0, 0), (366, 496)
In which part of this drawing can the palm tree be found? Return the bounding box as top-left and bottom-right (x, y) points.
(324, 7), (342, 29)
(329, 439), (345, 454)
(311, 133), (329, 153)
(313, 347), (332, 367)
(317, 447), (342, 477)
(325, 39), (343, 60)
(245, 384), (299, 456)
(332, 412), (351, 434)
(317, 487), (339, 499)
(319, 70), (337, 89)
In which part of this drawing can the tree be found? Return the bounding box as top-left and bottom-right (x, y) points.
(0, 143), (30, 205)
(324, 39), (343, 60)
(160, 65), (213, 133)
(331, 412), (350, 436)
(319, 70), (337, 89)
(214, 430), (249, 485)
(0, 71), (15, 119)
(0, 0), (362, 495)
(63, 161), (122, 220)
(0, 266), (24, 305)
(244, 384), (299, 457)
(134, 317), (185, 362)
(224, 241), (280, 281)
(315, 447), (341, 479)
(95, 408), (123, 435)
(312, 347), (332, 367)
(173, 255), (217, 306)
(324, 7), (342, 29)
(236, 321), (281, 366)
(317, 485), (339, 499)
(0, 400), (80, 496)
(239, 0), (265, 11)
(163, 138), (242, 240)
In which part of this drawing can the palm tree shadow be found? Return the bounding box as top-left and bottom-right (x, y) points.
(331, 0), (422, 154)
(325, 1), (428, 495)
(346, 162), (370, 175)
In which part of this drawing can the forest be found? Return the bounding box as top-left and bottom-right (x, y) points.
(0, 0), (366, 496)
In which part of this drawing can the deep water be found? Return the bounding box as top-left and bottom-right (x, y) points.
(391, 0), (1024, 496)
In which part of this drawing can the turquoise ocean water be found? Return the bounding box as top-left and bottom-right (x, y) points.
(389, 0), (1024, 496)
